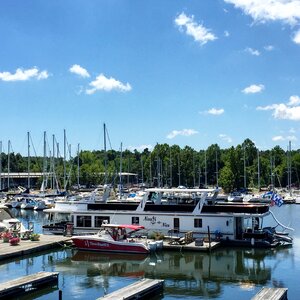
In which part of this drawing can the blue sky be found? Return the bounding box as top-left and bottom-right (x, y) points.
(1, 0), (300, 156)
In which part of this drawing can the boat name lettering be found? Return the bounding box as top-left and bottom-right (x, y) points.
(162, 222), (170, 227)
(143, 216), (156, 224)
(89, 241), (109, 247)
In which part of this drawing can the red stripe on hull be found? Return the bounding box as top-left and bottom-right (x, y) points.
(72, 238), (149, 254)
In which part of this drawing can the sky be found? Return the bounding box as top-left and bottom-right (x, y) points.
(1, 0), (300, 156)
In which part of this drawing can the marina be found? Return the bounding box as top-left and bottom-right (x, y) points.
(0, 204), (298, 299)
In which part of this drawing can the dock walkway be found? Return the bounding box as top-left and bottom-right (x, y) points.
(0, 234), (71, 261)
(0, 271), (59, 299)
(99, 278), (164, 300)
(162, 240), (220, 251)
(252, 287), (288, 300)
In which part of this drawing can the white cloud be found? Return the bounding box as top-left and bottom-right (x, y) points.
(272, 135), (297, 141)
(166, 129), (198, 139)
(175, 12), (217, 45)
(257, 95), (300, 121)
(242, 84), (265, 94)
(86, 74), (132, 94)
(288, 95), (300, 106)
(202, 108), (225, 115)
(272, 135), (285, 141)
(126, 144), (154, 152)
(245, 47), (260, 56)
(287, 135), (297, 141)
(219, 134), (233, 143)
(293, 29), (300, 44)
(289, 127), (296, 133)
(224, 0), (300, 26)
(0, 67), (49, 81)
(264, 45), (274, 51)
(69, 64), (90, 78)
(224, 30), (230, 37)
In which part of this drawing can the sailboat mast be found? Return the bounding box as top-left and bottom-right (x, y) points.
(77, 143), (80, 189)
(43, 131), (47, 193)
(27, 132), (30, 189)
(7, 140), (10, 189)
(215, 150), (219, 187)
(204, 150), (207, 188)
(104, 123), (107, 185)
(257, 149), (260, 191)
(0, 141), (2, 190)
(169, 148), (172, 188)
(52, 134), (56, 190)
(63, 129), (66, 190)
(119, 142), (123, 199)
(243, 145), (246, 189)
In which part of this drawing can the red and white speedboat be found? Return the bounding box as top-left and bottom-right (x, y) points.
(71, 223), (150, 254)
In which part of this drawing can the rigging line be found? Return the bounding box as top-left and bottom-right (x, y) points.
(105, 125), (113, 151)
(269, 210), (294, 231)
(29, 134), (43, 173)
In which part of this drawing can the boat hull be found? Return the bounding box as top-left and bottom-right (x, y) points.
(72, 237), (149, 254)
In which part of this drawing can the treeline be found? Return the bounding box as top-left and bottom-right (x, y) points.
(1, 138), (299, 193)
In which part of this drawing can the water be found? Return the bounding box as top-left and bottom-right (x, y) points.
(1, 205), (299, 299)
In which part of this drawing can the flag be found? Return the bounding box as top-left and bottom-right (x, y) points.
(271, 193), (284, 207)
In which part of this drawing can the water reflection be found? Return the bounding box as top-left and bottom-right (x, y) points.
(52, 248), (277, 298)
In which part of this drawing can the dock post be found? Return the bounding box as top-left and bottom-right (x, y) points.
(59, 289), (62, 300)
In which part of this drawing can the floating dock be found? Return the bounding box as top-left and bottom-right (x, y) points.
(98, 278), (164, 300)
(162, 239), (220, 251)
(0, 271), (59, 299)
(0, 234), (71, 261)
(252, 287), (288, 300)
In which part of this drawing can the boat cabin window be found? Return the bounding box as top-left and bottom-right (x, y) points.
(95, 216), (110, 227)
(132, 216), (139, 225)
(76, 216), (92, 227)
(174, 218), (180, 231)
(194, 218), (202, 228)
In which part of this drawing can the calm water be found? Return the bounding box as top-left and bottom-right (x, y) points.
(1, 205), (299, 299)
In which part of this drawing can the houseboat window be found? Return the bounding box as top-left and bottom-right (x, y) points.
(194, 218), (202, 228)
(95, 216), (110, 227)
(132, 216), (139, 225)
(77, 216), (92, 227)
(174, 218), (180, 231)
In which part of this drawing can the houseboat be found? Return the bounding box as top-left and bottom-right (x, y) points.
(43, 188), (293, 248)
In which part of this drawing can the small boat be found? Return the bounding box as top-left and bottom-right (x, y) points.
(72, 223), (150, 254)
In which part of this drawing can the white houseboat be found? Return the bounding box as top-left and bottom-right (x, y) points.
(43, 188), (293, 248)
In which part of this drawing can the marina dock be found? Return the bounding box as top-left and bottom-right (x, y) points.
(252, 287), (288, 300)
(98, 278), (164, 300)
(0, 234), (71, 261)
(163, 239), (220, 251)
(0, 271), (59, 299)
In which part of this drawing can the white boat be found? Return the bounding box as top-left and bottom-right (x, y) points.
(34, 199), (47, 210)
(20, 198), (36, 209)
(44, 187), (293, 248)
(0, 205), (26, 233)
(72, 223), (150, 254)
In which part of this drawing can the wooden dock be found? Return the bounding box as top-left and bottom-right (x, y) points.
(98, 278), (164, 300)
(252, 287), (288, 300)
(0, 234), (71, 261)
(162, 239), (220, 252)
(0, 271), (59, 299)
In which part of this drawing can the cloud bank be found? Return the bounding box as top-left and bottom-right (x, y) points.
(0, 67), (49, 81)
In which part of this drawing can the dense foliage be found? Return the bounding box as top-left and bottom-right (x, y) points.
(0, 138), (298, 193)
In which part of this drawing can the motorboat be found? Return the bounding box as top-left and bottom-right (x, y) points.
(71, 223), (151, 254)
